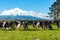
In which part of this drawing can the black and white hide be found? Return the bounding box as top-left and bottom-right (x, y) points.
(32, 21), (36, 29)
(3, 21), (10, 30)
(32, 21), (40, 29)
(36, 21), (40, 29)
(22, 21), (28, 30)
(14, 21), (21, 30)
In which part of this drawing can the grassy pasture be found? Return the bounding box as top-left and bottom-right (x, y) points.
(0, 24), (60, 40)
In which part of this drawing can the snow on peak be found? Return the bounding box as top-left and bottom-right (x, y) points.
(0, 7), (49, 18)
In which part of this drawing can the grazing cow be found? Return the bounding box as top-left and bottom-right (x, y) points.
(13, 21), (22, 30)
(0, 20), (53, 30)
(3, 21), (22, 30)
(9, 21), (16, 29)
(32, 21), (45, 29)
(22, 21), (28, 30)
(42, 21), (53, 30)
(37, 21), (46, 30)
(16, 21), (21, 30)
(3, 21), (10, 30)
(3, 21), (15, 30)
(39, 21), (51, 30)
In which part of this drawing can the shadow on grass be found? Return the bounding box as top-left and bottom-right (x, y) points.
(52, 28), (60, 31)
(20, 29), (40, 31)
(0, 28), (60, 31)
(0, 28), (42, 31)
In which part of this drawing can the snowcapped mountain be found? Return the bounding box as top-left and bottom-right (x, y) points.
(0, 8), (49, 20)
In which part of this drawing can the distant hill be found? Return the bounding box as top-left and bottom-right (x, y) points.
(0, 15), (43, 20)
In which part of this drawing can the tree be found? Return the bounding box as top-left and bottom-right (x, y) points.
(49, 0), (60, 20)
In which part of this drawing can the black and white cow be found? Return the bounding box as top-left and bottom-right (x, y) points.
(12, 20), (22, 30)
(32, 21), (42, 29)
(41, 21), (52, 30)
(22, 21), (28, 30)
(40, 21), (46, 29)
(2, 21), (22, 30)
(3, 21), (10, 30)
(34, 21), (53, 30)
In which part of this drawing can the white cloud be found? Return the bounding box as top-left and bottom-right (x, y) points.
(0, 7), (49, 18)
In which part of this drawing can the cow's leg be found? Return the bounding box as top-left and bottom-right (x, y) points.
(23, 25), (26, 30)
(41, 24), (44, 30)
(33, 25), (36, 29)
(6, 27), (9, 30)
(26, 25), (28, 30)
(42, 25), (45, 30)
(16, 24), (20, 31)
(5, 27), (9, 31)
(49, 25), (52, 30)
(57, 24), (60, 29)
(24, 26), (26, 30)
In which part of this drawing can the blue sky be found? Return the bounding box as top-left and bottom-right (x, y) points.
(0, 0), (56, 14)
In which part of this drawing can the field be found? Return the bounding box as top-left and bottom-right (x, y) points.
(0, 24), (60, 40)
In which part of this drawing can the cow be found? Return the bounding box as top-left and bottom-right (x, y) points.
(32, 21), (45, 29)
(22, 21), (28, 30)
(3, 21), (10, 30)
(37, 21), (46, 30)
(35, 21), (40, 29)
(12, 20), (22, 30)
(3, 20), (22, 30)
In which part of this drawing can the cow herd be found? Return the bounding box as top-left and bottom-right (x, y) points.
(0, 20), (59, 30)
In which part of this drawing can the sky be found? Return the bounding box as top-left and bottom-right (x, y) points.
(0, 0), (56, 19)
(0, 0), (56, 13)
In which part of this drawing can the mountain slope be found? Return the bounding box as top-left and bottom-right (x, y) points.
(0, 15), (43, 20)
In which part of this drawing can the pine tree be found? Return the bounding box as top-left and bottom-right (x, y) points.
(49, 0), (60, 20)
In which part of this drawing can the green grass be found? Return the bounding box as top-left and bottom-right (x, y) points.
(0, 24), (60, 40)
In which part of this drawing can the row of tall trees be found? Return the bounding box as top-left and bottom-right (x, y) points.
(49, 0), (60, 20)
